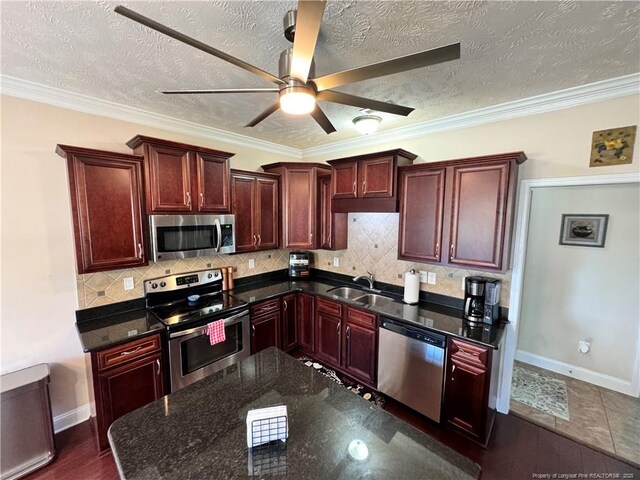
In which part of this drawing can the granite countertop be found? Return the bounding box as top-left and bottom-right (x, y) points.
(232, 278), (505, 349)
(108, 347), (480, 480)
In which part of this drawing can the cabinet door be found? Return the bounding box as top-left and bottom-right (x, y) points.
(319, 176), (347, 251)
(398, 167), (445, 262)
(315, 312), (341, 368)
(195, 152), (230, 213)
(284, 168), (316, 249)
(343, 322), (377, 386)
(146, 143), (192, 212)
(444, 357), (487, 440)
(251, 312), (280, 354)
(448, 161), (510, 270)
(281, 294), (298, 352)
(66, 151), (146, 273)
(359, 156), (394, 198)
(256, 177), (279, 250)
(331, 161), (358, 199)
(97, 353), (163, 451)
(297, 293), (315, 353)
(231, 174), (257, 252)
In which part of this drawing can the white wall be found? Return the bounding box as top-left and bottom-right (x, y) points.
(517, 183), (639, 388)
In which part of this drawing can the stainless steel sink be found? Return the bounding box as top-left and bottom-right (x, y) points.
(354, 293), (396, 307)
(327, 286), (366, 300)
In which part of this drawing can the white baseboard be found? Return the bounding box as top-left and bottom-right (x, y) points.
(53, 403), (91, 433)
(515, 350), (638, 397)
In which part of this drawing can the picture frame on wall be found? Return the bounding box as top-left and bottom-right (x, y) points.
(589, 125), (636, 167)
(559, 214), (609, 248)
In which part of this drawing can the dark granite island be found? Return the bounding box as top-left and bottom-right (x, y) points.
(109, 348), (480, 480)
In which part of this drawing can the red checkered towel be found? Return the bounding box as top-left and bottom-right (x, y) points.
(206, 320), (226, 346)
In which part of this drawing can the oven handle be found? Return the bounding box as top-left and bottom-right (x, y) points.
(169, 309), (249, 339)
(215, 218), (222, 253)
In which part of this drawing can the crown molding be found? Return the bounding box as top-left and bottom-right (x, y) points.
(301, 73), (640, 158)
(2, 73), (638, 160)
(0, 75), (301, 158)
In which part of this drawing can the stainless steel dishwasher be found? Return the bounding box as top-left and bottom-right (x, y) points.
(377, 317), (446, 423)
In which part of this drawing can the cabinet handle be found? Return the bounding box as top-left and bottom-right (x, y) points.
(155, 359), (160, 375)
(450, 244), (454, 259)
(138, 243), (143, 259)
(435, 243), (440, 258)
(352, 181), (356, 194)
(283, 300), (287, 311)
(451, 363), (456, 380)
(199, 192), (204, 207)
(362, 180), (366, 192)
(346, 325), (350, 340)
(186, 191), (191, 207)
(251, 324), (256, 335)
(336, 321), (340, 333)
(257, 234), (261, 246)
(120, 346), (142, 356)
(253, 234), (257, 246)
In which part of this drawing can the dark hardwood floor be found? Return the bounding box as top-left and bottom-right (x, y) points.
(24, 400), (640, 480)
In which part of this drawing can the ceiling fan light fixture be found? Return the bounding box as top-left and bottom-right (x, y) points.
(353, 115), (382, 135)
(279, 85), (316, 115)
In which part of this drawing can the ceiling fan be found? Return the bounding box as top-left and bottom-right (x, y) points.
(114, 1), (460, 134)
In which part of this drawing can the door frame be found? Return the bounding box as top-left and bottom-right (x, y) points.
(496, 172), (640, 413)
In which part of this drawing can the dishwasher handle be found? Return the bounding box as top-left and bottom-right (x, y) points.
(380, 317), (446, 349)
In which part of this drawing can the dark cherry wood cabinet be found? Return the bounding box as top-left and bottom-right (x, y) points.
(343, 307), (378, 385)
(281, 293), (298, 352)
(398, 152), (526, 272)
(250, 299), (281, 354)
(297, 293), (315, 353)
(231, 169), (279, 252)
(444, 337), (499, 445)
(87, 334), (164, 453)
(261, 163), (331, 249)
(327, 150), (416, 213)
(318, 175), (348, 250)
(316, 310), (342, 367)
(127, 135), (233, 214)
(56, 145), (147, 274)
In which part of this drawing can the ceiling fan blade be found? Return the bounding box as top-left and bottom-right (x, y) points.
(290, 0), (326, 83)
(309, 105), (336, 134)
(245, 101), (281, 127)
(311, 43), (461, 91)
(115, 6), (285, 86)
(317, 90), (414, 117)
(162, 88), (280, 94)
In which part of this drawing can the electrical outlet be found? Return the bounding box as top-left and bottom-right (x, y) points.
(419, 271), (428, 283)
(123, 277), (134, 291)
(427, 272), (437, 285)
(248, 259), (255, 269)
(333, 257), (340, 267)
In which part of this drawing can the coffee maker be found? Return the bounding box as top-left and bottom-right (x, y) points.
(482, 279), (501, 325)
(463, 276), (501, 324)
(288, 251), (310, 278)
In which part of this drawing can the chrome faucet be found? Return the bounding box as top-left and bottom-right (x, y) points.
(353, 272), (375, 290)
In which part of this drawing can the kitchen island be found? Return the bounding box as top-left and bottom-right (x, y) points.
(108, 347), (480, 480)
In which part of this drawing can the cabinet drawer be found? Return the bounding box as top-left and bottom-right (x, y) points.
(346, 307), (377, 329)
(251, 298), (280, 318)
(449, 338), (489, 368)
(97, 334), (161, 371)
(317, 298), (343, 317)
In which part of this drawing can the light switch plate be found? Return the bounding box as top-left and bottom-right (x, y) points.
(427, 272), (437, 285)
(333, 257), (340, 267)
(123, 277), (134, 290)
(248, 259), (255, 269)
(418, 271), (428, 283)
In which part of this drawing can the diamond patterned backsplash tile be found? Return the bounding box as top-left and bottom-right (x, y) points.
(77, 249), (289, 309)
(312, 213), (512, 307)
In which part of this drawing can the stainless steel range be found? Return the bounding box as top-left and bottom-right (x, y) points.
(144, 269), (249, 392)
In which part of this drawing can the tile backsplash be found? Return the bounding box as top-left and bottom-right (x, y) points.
(312, 213), (512, 307)
(76, 250), (290, 309)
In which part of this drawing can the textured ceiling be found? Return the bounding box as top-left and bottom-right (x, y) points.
(1, 1), (639, 149)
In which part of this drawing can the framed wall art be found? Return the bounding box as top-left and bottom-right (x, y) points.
(590, 125), (636, 167)
(559, 214), (609, 248)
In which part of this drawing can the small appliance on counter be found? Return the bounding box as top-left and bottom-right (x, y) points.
(288, 251), (310, 278)
(463, 276), (501, 324)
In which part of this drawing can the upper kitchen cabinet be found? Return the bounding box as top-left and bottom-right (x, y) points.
(231, 169), (279, 252)
(261, 162), (330, 249)
(398, 152), (526, 272)
(318, 174), (348, 250)
(56, 145), (147, 274)
(327, 149), (417, 213)
(126, 135), (233, 214)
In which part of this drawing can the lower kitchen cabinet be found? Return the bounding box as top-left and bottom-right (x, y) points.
(316, 311), (342, 367)
(443, 337), (498, 445)
(343, 307), (378, 385)
(281, 293), (298, 352)
(297, 293), (315, 353)
(250, 299), (281, 354)
(88, 334), (164, 453)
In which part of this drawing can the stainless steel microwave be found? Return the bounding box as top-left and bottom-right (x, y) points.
(149, 215), (235, 261)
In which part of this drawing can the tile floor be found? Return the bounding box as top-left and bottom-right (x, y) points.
(510, 361), (640, 467)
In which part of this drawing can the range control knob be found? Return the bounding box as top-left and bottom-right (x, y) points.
(160, 281), (166, 288)
(151, 283), (158, 289)
(208, 273), (213, 279)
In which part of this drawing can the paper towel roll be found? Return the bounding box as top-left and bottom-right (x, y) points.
(403, 269), (420, 304)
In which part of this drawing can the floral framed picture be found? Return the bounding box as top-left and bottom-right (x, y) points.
(590, 125), (636, 167)
(559, 214), (609, 248)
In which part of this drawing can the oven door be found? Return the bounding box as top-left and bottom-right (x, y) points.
(168, 309), (249, 391)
